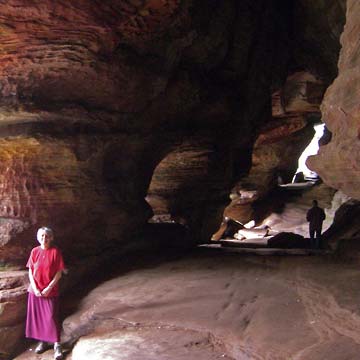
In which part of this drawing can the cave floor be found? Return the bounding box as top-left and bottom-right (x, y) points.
(15, 247), (360, 360)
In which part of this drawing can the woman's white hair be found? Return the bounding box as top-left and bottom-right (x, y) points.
(37, 227), (54, 242)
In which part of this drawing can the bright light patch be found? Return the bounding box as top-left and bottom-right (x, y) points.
(293, 123), (325, 181)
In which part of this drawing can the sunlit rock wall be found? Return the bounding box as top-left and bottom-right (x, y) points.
(308, 0), (360, 200)
(0, 134), (155, 262)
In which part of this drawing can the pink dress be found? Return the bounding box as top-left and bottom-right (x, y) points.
(25, 246), (65, 343)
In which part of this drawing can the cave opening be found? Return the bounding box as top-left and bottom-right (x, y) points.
(145, 137), (231, 248)
(210, 118), (336, 252)
(292, 122), (325, 183)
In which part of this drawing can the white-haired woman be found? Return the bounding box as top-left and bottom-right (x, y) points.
(25, 227), (65, 360)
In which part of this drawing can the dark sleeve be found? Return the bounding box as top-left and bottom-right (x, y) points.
(321, 209), (326, 220)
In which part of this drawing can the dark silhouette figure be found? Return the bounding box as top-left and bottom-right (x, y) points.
(306, 200), (326, 249)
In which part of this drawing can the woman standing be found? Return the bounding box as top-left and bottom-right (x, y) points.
(25, 227), (65, 360)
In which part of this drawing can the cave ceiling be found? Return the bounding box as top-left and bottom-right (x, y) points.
(0, 0), (352, 263)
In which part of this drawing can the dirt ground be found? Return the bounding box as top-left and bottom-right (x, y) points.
(14, 246), (360, 360)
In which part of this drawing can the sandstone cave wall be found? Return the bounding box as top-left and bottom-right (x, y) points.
(0, 1), (353, 358)
(0, 0), (294, 265)
(308, 0), (360, 200)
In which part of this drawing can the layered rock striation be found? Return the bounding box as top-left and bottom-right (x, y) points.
(0, 0), (354, 358)
(0, 0), (297, 263)
(308, 0), (360, 200)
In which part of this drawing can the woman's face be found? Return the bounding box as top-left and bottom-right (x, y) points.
(39, 231), (52, 249)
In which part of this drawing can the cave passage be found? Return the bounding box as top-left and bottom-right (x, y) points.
(211, 122), (335, 253)
(2, 0), (359, 359)
(293, 123), (325, 182)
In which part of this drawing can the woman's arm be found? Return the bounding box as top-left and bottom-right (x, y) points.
(28, 269), (42, 297)
(41, 270), (62, 297)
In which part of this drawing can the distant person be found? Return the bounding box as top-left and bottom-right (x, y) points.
(306, 200), (326, 249)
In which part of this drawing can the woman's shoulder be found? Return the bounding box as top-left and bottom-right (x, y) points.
(31, 245), (41, 253)
(28, 246), (42, 259)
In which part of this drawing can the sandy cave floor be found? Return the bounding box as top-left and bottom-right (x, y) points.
(14, 246), (360, 360)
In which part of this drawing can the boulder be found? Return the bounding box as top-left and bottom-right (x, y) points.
(268, 232), (310, 249)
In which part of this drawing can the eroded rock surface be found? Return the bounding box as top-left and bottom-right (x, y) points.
(0, 0), (354, 358)
(308, 0), (360, 200)
(0, 270), (27, 358)
(0, 0), (296, 262)
(14, 249), (360, 360)
(0, 0), (348, 262)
